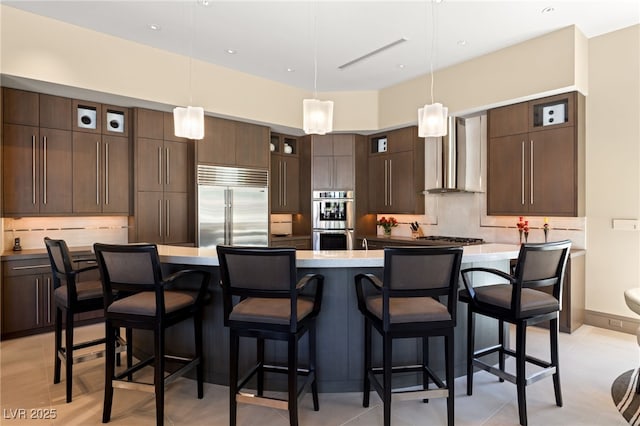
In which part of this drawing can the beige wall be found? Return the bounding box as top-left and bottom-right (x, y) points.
(586, 25), (640, 317)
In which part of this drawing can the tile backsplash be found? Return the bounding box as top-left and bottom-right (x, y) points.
(2, 216), (129, 252)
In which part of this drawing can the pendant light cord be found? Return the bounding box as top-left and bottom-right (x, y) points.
(189, 2), (195, 105)
(429, 0), (436, 105)
(313, 2), (319, 98)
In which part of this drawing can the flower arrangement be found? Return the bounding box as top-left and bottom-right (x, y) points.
(517, 216), (529, 244)
(377, 216), (398, 236)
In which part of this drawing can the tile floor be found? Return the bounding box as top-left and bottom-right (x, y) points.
(0, 323), (636, 425)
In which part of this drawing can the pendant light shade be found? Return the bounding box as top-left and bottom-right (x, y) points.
(418, 102), (448, 137)
(173, 106), (205, 140)
(303, 99), (334, 135)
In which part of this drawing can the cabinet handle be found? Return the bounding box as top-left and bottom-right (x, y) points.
(530, 140), (534, 205)
(384, 160), (388, 206)
(166, 199), (170, 238)
(166, 147), (170, 186)
(105, 142), (109, 205)
(35, 278), (40, 325)
(388, 159), (393, 206)
(43, 136), (47, 205)
(32, 135), (37, 205)
(158, 199), (163, 237)
(158, 147), (162, 185)
(47, 277), (51, 324)
(12, 264), (50, 270)
(279, 161), (283, 206)
(521, 141), (525, 206)
(283, 161), (287, 207)
(96, 141), (100, 205)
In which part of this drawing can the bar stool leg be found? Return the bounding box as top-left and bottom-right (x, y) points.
(154, 325), (165, 426)
(445, 332), (454, 426)
(229, 332), (239, 426)
(363, 318), (372, 408)
(550, 317), (562, 407)
(65, 309), (74, 403)
(516, 322), (528, 426)
(466, 304), (475, 396)
(257, 337), (265, 396)
(382, 334), (393, 426)
(103, 322), (115, 423)
(288, 333), (299, 426)
(309, 323), (319, 411)
(498, 319), (506, 382)
(195, 313), (204, 399)
(54, 307), (62, 385)
(422, 337), (430, 403)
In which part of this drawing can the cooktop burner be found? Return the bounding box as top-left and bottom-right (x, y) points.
(416, 236), (484, 245)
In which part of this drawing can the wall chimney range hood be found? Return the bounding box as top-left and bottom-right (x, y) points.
(424, 114), (485, 194)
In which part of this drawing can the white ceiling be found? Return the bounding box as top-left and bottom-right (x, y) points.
(4, 0), (640, 92)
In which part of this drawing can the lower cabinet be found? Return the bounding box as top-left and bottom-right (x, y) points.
(269, 237), (311, 250)
(136, 191), (190, 245)
(1, 256), (103, 339)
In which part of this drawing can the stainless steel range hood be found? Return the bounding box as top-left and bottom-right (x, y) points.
(424, 114), (485, 194)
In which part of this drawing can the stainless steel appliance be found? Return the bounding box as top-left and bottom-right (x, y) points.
(197, 165), (269, 248)
(312, 190), (354, 250)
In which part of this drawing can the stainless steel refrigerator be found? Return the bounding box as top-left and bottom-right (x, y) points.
(197, 165), (269, 248)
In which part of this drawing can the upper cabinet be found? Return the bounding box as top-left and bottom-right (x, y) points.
(197, 116), (269, 169)
(270, 133), (300, 213)
(487, 92), (584, 217)
(312, 134), (354, 191)
(2, 88), (73, 216)
(367, 126), (425, 214)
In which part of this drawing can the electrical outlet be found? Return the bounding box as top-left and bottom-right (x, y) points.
(609, 319), (623, 328)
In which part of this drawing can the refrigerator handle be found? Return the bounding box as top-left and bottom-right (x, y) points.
(225, 189), (231, 245)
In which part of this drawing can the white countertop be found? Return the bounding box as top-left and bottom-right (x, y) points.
(157, 243), (522, 268)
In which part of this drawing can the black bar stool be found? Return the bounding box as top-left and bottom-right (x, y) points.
(459, 240), (571, 426)
(44, 237), (125, 403)
(94, 243), (210, 426)
(354, 246), (463, 426)
(216, 245), (324, 426)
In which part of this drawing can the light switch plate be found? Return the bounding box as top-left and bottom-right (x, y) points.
(613, 219), (639, 231)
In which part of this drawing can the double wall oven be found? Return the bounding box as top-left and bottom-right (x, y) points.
(312, 191), (354, 250)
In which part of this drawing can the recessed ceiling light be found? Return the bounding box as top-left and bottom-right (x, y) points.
(457, 40), (467, 47)
(286, 67), (295, 72)
(148, 24), (161, 31)
(397, 64), (405, 69)
(200, 0), (210, 6)
(541, 6), (555, 14)
(225, 49), (237, 55)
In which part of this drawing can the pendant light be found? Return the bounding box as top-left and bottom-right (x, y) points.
(418, 0), (447, 138)
(174, 1), (204, 140)
(303, 3), (333, 135)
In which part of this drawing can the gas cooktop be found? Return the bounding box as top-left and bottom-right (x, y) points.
(416, 236), (484, 245)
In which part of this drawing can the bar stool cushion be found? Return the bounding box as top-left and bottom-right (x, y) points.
(107, 291), (195, 316)
(365, 295), (451, 323)
(229, 296), (314, 325)
(54, 280), (103, 308)
(475, 284), (559, 314)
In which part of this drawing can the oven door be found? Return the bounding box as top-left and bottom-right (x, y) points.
(312, 199), (354, 230)
(313, 230), (354, 251)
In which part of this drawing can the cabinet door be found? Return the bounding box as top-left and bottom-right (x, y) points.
(529, 127), (576, 216)
(137, 138), (164, 192)
(165, 140), (190, 193)
(487, 134), (528, 215)
(102, 135), (130, 214)
(199, 116), (236, 165)
(333, 156), (354, 190)
(2, 124), (40, 215)
(332, 134), (354, 156)
(236, 122), (269, 168)
(488, 102), (528, 138)
(388, 151), (414, 213)
(164, 192), (190, 244)
(136, 191), (163, 243)
(72, 132), (102, 213)
(40, 94), (72, 130)
(2, 88), (38, 126)
(40, 128), (73, 215)
(283, 156), (299, 212)
(368, 155), (387, 213)
(312, 135), (333, 156)
(2, 275), (40, 334)
(312, 156), (333, 190)
(270, 155), (282, 212)
(135, 108), (164, 140)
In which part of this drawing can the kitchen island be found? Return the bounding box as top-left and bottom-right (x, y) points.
(144, 244), (521, 392)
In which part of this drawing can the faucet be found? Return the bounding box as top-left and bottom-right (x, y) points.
(362, 238), (368, 251)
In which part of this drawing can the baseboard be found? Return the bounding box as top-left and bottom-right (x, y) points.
(584, 310), (640, 335)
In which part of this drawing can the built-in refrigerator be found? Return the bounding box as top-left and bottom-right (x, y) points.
(197, 165), (269, 248)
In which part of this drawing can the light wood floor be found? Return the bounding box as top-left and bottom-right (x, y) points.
(0, 323), (634, 425)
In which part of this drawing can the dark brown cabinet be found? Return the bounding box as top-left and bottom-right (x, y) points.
(271, 133), (300, 213)
(2, 89), (73, 216)
(132, 109), (193, 245)
(198, 116), (269, 169)
(312, 134), (354, 190)
(367, 127), (424, 214)
(1, 258), (54, 337)
(487, 92), (584, 216)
